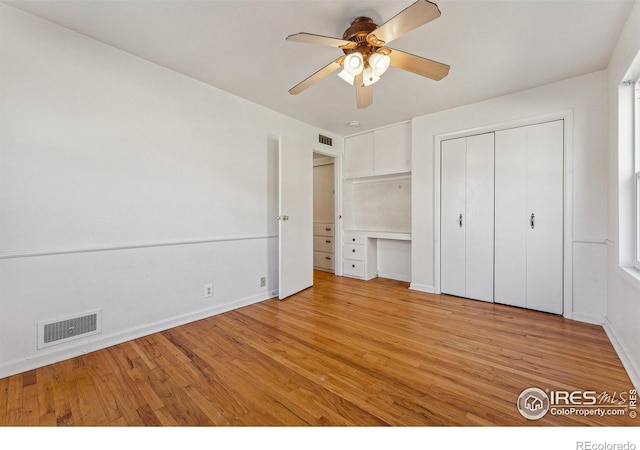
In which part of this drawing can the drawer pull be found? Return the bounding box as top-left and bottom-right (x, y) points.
(325, 227), (332, 231)
(352, 249), (356, 253)
(325, 240), (332, 243)
(352, 264), (356, 268)
(325, 256), (331, 260)
(352, 238), (356, 242)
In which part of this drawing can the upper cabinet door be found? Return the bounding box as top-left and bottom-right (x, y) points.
(345, 123), (411, 179)
(373, 123), (411, 175)
(345, 132), (374, 179)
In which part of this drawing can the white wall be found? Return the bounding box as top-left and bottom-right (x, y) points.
(605, 0), (640, 390)
(344, 177), (411, 233)
(0, 4), (341, 378)
(411, 70), (609, 325)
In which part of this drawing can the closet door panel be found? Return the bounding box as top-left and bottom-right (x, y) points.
(465, 133), (495, 302)
(526, 120), (564, 314)
(494, 127), (527, 308)
(440, 138), (467, 297)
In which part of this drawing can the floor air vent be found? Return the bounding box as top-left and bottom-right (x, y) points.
(38, 310), (102, 349)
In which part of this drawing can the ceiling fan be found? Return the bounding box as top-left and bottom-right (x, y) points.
(286, 0), (450, 109)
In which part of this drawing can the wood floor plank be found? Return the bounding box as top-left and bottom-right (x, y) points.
(0, 270), (636, 426)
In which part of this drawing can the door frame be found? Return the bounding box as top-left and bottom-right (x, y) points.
(312, 146), (344, 276)
(433, 109), (574, 319)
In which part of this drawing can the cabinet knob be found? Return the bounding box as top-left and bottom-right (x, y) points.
(352, 238), (356, 242)
(352, 249), (356, 253)
(352, 264), (355, 268)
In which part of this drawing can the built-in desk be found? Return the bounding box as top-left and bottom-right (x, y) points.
(343, 231), (411, 281)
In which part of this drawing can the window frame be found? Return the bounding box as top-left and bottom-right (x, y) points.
(635, 80), (640, 270)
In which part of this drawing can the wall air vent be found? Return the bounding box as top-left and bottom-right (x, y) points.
(38, 310), (102, 349)
(319, 134), (333, 146)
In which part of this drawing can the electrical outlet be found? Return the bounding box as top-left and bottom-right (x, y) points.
(204, 284), (213, 298)
(260, 277), (266, 287)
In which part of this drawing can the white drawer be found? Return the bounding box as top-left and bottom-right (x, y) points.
(343, 244), (365, 261)
(314, 252), (334, 270)
(314, 223), (334, 237)
(343, 259), (365, 278)
(344, 233), (366, 245)
(313, 236), (334, 253)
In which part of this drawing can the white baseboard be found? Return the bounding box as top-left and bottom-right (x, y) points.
(377, 271), (411, 283)
(603, 317), (640, 391)
(0, 291), (276, 379)
(570, 312), (605, 325)
(409, 283), (435, 293)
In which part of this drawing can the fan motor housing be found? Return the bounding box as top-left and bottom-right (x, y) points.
(342, 17), (378, 56)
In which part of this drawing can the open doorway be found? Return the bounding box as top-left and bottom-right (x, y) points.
(313, 152), (337, 274)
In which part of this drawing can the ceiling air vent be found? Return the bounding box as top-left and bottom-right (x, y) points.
(319, 134), (333, 146)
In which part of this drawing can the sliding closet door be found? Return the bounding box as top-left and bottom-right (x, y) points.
(441, 138), (467, 298)
(465, 133), (494, 301)
(441, 133), (494, 302)
(495, 120), (564, 314)
(526, 121), (564, 313)
(494, 127), (528, 308)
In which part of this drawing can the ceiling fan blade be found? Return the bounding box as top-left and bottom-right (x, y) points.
(355, 73), (373, 109)
(367, 0), (441, 46)
(388, 47), (450, 81)
(286, 32), (358, 50)
(288, 57), (344, 95)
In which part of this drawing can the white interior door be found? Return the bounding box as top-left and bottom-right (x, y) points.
(440, 137), (467, 297)
(465, 133), (494, 302)
(278, 136), (313, 300)
(526, 120), (564, 314)
(495, 120), (564, 314)
(495, 127), (528, 308)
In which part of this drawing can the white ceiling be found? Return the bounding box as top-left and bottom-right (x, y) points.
(4, 0), (634, 136)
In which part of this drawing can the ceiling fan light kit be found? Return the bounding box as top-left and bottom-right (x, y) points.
(286, 0), (450, 109)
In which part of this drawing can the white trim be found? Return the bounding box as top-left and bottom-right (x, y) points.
(635, 171), (640, 269)
(603, 317), (640, 391)
(0, 291), (275, 380)
(409, 283), (435, 294)
(0, 234), (278, 260)
(433, 110), (574, 320)
(345, 173), (411, 184)
(570, 312), (604, 325)
(573, 238), (608, 245)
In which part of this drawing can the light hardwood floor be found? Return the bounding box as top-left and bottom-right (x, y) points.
(0, 270), (636, 426)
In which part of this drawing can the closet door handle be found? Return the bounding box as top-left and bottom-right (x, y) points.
(458, 214), (463, 228)
(530, 213), (535, 229)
